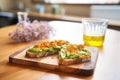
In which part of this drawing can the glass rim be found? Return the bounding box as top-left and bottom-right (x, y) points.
(82, 18), (108, 23)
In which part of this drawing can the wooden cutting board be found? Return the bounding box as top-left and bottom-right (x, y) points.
(9, 44), (99, 76)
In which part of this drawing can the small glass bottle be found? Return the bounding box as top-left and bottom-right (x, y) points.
(52, 4), (60, 15)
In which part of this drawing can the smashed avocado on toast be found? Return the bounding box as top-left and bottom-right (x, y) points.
(26, 40), (69, 58)
(59, 44), (91, 65)
(26, 40), (91, 65)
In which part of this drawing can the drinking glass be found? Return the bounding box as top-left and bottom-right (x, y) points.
(82, 18), (108, 46)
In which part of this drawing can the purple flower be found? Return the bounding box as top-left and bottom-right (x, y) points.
(9, 20), (54, 42)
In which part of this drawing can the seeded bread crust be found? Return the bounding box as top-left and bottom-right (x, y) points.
(59, 56), (91, 65)
(26, 51), (58, 58)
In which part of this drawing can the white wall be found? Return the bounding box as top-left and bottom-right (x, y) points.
(91, 5), (120, 21)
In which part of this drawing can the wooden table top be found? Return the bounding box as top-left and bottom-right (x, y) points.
(0, 21), (120, 80)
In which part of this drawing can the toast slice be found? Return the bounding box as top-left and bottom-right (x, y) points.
(26, 51), (58, 58)
(59, 44), (91, 65)
(26, 40), (69, 58)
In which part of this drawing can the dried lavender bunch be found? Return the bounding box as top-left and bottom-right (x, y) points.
(9, 20), (54, 42)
